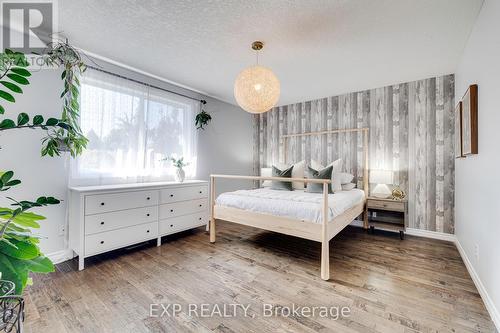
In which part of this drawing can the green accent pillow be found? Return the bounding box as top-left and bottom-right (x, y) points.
(271, 165), (294, 191)
(306, 165), (333, 193)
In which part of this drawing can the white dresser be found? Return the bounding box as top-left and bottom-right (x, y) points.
(69, 180), (209, 270)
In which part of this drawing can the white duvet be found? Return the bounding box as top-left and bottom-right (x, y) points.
(216, 188), (365, 223)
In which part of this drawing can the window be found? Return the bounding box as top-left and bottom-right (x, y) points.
(70, 68), (198, 186)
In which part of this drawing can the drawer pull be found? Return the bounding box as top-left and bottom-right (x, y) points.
(100, 202), (105, 206)
(383, 204), (388, 207)
(146, 213), (150, 217)
(147, 230), (150, 233)
(199, 217), (202, 220)
(147, 197), (151, 200)
(170, 224), (173, 227)
(199, 191), (202, 194)
(100, 241), (104, 244)
(170, 194), (174, 197)
(100, 221), (104, 225)
(199, 204), (202, 207)
(170, 209), (174, 213)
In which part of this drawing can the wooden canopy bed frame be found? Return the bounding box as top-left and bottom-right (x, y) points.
(209, 128), (369, 280)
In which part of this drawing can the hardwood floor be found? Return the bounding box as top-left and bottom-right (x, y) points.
(25, 222), (495, 333)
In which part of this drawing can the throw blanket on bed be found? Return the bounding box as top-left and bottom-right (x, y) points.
(216, 188), (364, 223)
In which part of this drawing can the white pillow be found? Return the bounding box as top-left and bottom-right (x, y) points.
(340, 172), (354, 184)
(341, 183), (356, 191)
(311, 159), (343, 193)
(275, 160), (306, 190)
(261, 168), (272, 187)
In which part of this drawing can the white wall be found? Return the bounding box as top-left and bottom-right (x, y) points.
(454, 0), (500, 328)
(0, 58), (253, 257)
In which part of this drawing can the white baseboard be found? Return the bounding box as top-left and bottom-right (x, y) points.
(405, 228), (457, 242)
(455, 239), (500, 331)
(350, 221), (457, 243)
(46, 249), (74, 264)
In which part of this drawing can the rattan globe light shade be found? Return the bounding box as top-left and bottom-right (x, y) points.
(234, 65), (280, 114)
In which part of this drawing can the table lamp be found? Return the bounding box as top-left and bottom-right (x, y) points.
(370, 169), (393, 198)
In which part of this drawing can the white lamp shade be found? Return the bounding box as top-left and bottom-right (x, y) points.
(234, 65), (280, 114)
(370, 169), (393, 185)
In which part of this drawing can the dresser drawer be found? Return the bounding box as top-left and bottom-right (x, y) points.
(85, 206), (158, 235)
(159, 213), (207, 236)
(85, 190), (158, 215)
(367, 199), (405, 212)
(159, 198), (207, 219)
(85, 222), (157, 256)
(160, 185), (208, 204)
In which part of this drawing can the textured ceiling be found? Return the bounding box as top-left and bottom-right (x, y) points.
(59, 0), (483, 106)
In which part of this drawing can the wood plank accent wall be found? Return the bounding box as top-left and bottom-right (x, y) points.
(253, 74), (455, 233)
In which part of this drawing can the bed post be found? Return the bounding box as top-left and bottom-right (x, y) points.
(321, 182), (330, 281)
(363, 128), (369, 229)
(210, 175), (216, 243)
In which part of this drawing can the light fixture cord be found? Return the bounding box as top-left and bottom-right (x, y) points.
(255, 50), (259, 65)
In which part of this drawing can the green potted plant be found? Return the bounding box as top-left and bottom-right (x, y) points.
(195, 100), (211, 130)
(0, 44), (87, 330)
(162, 156), (189, 182)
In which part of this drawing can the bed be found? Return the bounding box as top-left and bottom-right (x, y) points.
(209, 128), (369, 281)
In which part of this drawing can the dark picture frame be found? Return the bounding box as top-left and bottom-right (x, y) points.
(455, 101), (464, 158)
(461, 84), (478, 155)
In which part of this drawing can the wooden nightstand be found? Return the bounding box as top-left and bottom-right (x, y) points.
(365, 197), (407, 239)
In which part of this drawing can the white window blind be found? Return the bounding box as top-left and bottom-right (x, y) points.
(70, 68), (199, 186)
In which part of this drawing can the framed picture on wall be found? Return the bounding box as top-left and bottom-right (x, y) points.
(461, 84), (478, 155)
(454, 101), (464, 158)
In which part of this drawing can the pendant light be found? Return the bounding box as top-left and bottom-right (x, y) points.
(234, 41), (280, 114)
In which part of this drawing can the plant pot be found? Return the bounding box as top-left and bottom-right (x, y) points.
(175, 168), (185, 183)
(55, 138), (71, 152)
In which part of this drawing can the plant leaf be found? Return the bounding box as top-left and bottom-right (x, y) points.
(0, 208), (45, 228)
(33, 115), (44, 125)
(1, 171), (14, 183)
(0, 90), (15, 102)
(0, 80), (22, 93)
(0, 239), (39, 259)
(5, 179), (21, 187)
(45, 118), (58, 126)
(10, 67), (31, 77)
(7, 73), (29, 85)
(23, 256), (55, 273)
(0, 253), (25, 294)
(17, 112), (29, 125)
(0, 105), (4, 114)
(0, 118), (16, 129)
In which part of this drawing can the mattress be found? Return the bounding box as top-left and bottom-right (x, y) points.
(215, 188), (365, 223)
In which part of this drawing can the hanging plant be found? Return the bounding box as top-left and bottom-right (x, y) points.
(195, 100), (211, 130)
(40, 39), (88, 157)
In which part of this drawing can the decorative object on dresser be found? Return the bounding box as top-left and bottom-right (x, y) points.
(69, 180), (208, 270)
(461, 84), (478, 155)
(455, 101), (464, 158)
(163, 156), (190, 182)
(365, 197), (407, 240)
(391, 187), (406, 201)
(370, 170), (393, 199)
